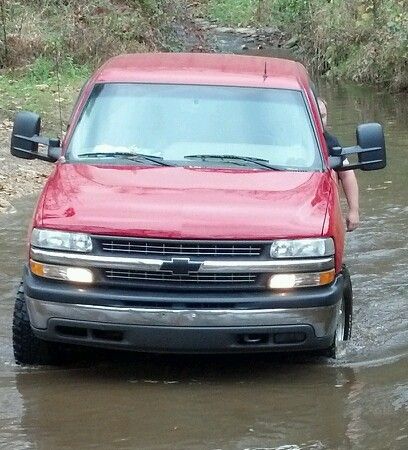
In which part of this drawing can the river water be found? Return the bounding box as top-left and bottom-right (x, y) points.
(0, 50), (407, 449)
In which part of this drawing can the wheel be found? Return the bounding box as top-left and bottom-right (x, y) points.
(13, 281), (62, 365)
(326, 265), (353, 359)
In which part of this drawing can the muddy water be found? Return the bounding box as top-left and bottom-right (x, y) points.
(0, 79), (407, 449)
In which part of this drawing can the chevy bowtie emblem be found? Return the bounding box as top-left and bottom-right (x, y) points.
(160, 258), (202, 275)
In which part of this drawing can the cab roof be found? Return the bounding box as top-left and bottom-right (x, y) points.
(92, 53), (310, 90)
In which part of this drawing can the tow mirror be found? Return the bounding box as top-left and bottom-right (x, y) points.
(356, 123), (386, 171)
(11, 111), (40, 159)
(10, 111), (61, 163)
(329, 123), (386, 171)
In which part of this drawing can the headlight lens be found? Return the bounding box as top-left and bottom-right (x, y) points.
(269, 238), (334, 258)
(31, 228), (92, 253)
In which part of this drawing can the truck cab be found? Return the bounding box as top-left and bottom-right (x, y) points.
(10, 53), (386, 364)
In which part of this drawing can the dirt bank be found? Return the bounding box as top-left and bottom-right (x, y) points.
(0, 121), (50, 213)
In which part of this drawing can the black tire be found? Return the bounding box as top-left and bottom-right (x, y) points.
(325, 265), (353, 359)
(13, 281), (61, 365)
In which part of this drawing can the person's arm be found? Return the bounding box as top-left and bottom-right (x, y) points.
(323, 130), (360, 231)
(338, 170), (359, 231)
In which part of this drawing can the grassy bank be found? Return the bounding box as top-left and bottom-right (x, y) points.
(201, 0), (408, 91)
(0, 57), (89, 134)
(0, 0), (189, 131)
(0, 0), (184, 70)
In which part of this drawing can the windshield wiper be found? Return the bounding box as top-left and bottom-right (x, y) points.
(184, 154), (283, 170)
(77, 152), (172, 167)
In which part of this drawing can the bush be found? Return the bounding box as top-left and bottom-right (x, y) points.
(203, 0), (408, 90)
(296, 0), (408, 90)
(205, 0), (258, 26)
(0, 0), (185, 70)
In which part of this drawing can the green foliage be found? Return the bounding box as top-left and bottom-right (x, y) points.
(0, 0), (406, 91)
(204, 0), (408, 90)
(0, 0), (190, 133)
(24, 56), (90, 84)
(268, 0), (310, 24)
(206, 0), (258, 26)
(0, 0), (184, 70)
(205, 0), (311, 26)
(297, 0), (408, 90)
(0, 0), (189, 132)
(0, 59), (89, 134)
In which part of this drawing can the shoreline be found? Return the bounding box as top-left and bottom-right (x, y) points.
(0, 123), (51, 214)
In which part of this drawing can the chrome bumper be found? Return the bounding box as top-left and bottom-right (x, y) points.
(26, 296), (339, 338)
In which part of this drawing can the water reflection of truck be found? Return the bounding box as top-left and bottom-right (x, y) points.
(12, 362), (366, 449)
(10, 53), (386, 364)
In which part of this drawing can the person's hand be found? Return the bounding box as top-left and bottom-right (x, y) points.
(346, 209), (359, 231)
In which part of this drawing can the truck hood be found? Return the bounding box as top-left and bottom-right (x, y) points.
(38, 164), (330, 239)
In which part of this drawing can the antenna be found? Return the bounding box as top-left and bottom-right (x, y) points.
(263, 61), (268, 81)
(54, 48), (64, 139)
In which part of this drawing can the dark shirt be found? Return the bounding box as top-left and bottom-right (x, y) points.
(324, 130), (341, 153)
(324, 130), (349, 167)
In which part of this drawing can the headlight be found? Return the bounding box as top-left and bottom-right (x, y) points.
(31, 228), (92, 253)
(269, 238), (334, 258)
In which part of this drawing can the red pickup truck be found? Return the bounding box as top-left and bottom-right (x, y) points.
(10, 53), (386, 364)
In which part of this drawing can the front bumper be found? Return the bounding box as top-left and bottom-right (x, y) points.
(24, 269), (343, 353)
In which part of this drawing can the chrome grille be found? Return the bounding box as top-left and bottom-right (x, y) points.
(98, 239), (263, 257)
(105, 269), (257, 284)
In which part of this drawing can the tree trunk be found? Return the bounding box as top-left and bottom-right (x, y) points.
(0, 0), (8, 67)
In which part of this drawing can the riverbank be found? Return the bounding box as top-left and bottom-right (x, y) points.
(198, 0), (408, 91)
(0, 124), (50, 213)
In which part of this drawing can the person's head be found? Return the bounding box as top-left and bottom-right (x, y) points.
(318, 97), (328, 128)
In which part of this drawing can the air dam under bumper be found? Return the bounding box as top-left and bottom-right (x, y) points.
(24, 275), (344, 353)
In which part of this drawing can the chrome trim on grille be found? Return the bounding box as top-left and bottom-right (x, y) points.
(30, 247), (334, 273)
(201, 258), (334, 273)
(31, 248), (163, 270)
(99, 239), (263, 257)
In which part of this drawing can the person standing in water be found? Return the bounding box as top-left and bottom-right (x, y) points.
(318, 97), (360, 231)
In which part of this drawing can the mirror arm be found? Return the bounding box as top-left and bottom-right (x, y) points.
(329, 156), (343, 169)
(330, 144), (384, 171)
(12, 134), (61, 162)
(11, 146), (56, 162)
(332, 145), (382, 157)
(336, 159), (384, 172)
(14, 134), (60, 147)
(47, 146), (62, 162)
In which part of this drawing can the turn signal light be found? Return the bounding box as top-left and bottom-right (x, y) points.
(30, 260), (45, 277)
(30, 260), (94, 284)
(268, 269), (335, 289)
(319, 269), (335, 285)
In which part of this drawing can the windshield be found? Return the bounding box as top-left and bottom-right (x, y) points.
(66, 83), (322, 170)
